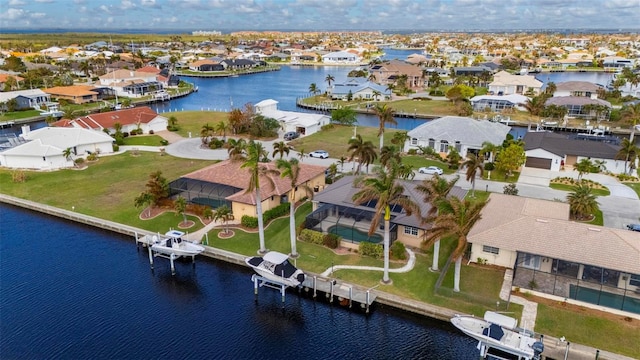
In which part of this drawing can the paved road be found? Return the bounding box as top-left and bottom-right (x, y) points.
(163, 133), (640, 229)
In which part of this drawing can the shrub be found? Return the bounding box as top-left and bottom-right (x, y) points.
(11, 170), (27, 183)
(503, 183), (519, 195)
(321, 123), (334, 131)
(484, 162), (495, 171)
(149, 130), (154, 135)
(122, 132), (129, 138)
(86, 153), (98, 161)
(263, 202), (290, 223)
(241, 215), (258, 228)
(359, 242), (383, 259)
(390, 240), (406, 260)
(208, 138), (225, 149)
(160, 139), (169, 146)
(299, 229), (324, 245)
(74, 158), (85, 165)
(112, 144), (120, 152)
(407, 148), (418, 155)
(323, 233), (341, 249)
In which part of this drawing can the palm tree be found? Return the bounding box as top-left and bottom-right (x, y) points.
(242, 141), (279, 254)
(309, 83), (319, 96)
(480, 141), (501, 163)
(621, 103), (640, 142)
(423, 197), (485, 292)
(373, 103), (397, 150)
(174, 196), (188, 225)
(216, 121), (229, 141)
(520, 95), (547, 122)
(348, 134), (377, 174)
(212, 204), (233, 235)
(567, 183), (599, 221)
(325, 74), (335, 88)
(272, 141), (291, 159)
(225, 138), (247, 161)
(463, 153), (484, 196)
(200, 123), (214, 144)
(615, 138), (638, 175)
(380, 145), (401, 168)
(390, 131), (409, 148)
(276, 158), (313, 258)
(134, 191), (154, 218)
(62, 107), (76, 120)
(338, 156), (347, 172)
(62, 147), (73, 166)
(372, 89), (381, 101)
(416, 175), (459, 271)
(352, 161), (420, 284)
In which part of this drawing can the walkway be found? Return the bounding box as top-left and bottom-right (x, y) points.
(320, 248), (416, 277)
(499, 269), (538, 331)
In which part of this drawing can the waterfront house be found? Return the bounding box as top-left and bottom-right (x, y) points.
(321, 50), (361, 64)
(469, 94), (529, 112)
(0, 127), (114, 170)
(0, 89), (51, 111)
(307, 175), (467, 248)
(189, 59), (223, 72)
(0, 73), (24, 91)
(53, 106), (168, 135)
(327, 78), (390, 101)
(368, 60), (423, 88)
(170, 159), (326, 221)
(98, 69), (163, 98)
(467, 193), (640, 316)
(522, 131), (626, 173)
(405, 116), (511, 158)
(488, 71), (542, 96)
(254, 99), (330, 136)
(43, 85), (102, 105)
(544, 96), (612, 121)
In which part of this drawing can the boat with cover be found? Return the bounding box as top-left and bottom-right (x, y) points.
(245, 251), (306, 287)
(451, 311), (544, 360)
(150, 230), (205, 257)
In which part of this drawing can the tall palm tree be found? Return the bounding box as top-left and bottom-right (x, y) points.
(242, 140), (279, 254)
(621, 103), (640, 142)
(567, 183), (599, 221)
(390, 131), (409, 148)
(423, 197), (485, 292)
(379, 145), (401, 168)
(62, 147), (73, 165)
(373, 104), (397, 150)
(352, 161), (420, 284)
(272, 141), (291, 159)
(276, 158), (312, 258)
(174, 196), (188, 225)
(200, 123), (214, 144)
(480, 141), (501, 163)
(462, 153), (484, 196)
(347, 135), (378, 174)
(325, 74), (335, 88)
(372, 89), (381, 101)
(309, 83), (319, 96)
(416, 174), (459, 271)
(216, 121), (229, 141)
(615, 138), (638, 175)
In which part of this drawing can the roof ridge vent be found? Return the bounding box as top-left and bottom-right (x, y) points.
(536, 219), (548, 223)
(587, 227), (601, 232)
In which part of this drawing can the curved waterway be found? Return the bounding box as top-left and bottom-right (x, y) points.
(0, 204), (477, 359)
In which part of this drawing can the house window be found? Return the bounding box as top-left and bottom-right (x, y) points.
(411, 138), (418, 145)
(428, 138), (435, 148)
(482, 245), (499, 255)
(439, 140), (449, 153)
(403, 226), (419, 236)
(630, 274), (640, 287)
(521, 253), (541, 270)
(455, 141), (462, 152)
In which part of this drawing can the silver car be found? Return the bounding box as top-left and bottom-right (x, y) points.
(418, 166), (444, 175)
(309, 150), (329, 159)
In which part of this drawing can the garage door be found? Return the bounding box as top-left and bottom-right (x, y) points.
(525, 157), (552, 169)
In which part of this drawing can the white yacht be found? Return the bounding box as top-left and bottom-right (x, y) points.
(150, 230), (205, 257)
(451, 311), (544, 360)
(245, 251), (305, 287)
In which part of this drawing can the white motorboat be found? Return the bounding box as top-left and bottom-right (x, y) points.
(150, 230), (205, 257)
(451, 311), (544, 360)
(245, 251), (306, 287)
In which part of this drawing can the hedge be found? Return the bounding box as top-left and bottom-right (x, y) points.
(391, 241), (406, 260)
(323, 233), (340, 249)
(299, 229), (324, 245)
(359, 242), (383, 259)
(240, 203), (291, 229)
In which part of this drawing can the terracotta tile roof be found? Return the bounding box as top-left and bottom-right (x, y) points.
(182, 159), (327, 205)
(137, 66), (161, 74)
(0, 74), (24, 82)
(43, 85), (99, 97)
(72, 106), (159, 130)
(468, 193), (640, 273)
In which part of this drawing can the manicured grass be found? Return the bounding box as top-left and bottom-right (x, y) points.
(536, 303), (640, 358)
(589, 210), (604, 226)
(401, 155), (455, 175)
(0, 109), (41, 121)
(549, 183), (610, 196)
(164, 111), (229, 139)
(484, 169), (520, 183)
(0, 152), (214, 233)
(624, 182), (640, 198)
(122, 135), (166, 146)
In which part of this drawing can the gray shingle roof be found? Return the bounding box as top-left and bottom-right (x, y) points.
(407, 116), (511, 148)
(545, 96), (611, 107)
(523, 131), (620, 159)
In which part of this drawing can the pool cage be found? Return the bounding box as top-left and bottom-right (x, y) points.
(168, 178), (237, 209)
(512, 252), (640, 315)
(305, 203), (397, 245)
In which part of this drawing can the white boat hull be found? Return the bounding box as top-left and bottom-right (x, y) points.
(151, 242), (204, 257)
(245, 252), (306, 287)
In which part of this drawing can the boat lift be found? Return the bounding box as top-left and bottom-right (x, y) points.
(135, 232), (197, 275)
(251, 274), (291, 304)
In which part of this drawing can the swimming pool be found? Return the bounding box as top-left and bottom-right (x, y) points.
(569, 285), (640, 314)
(328, 225), (383, 244)
(191, 197), (228, 209)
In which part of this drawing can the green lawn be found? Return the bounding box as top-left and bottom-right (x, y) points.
(484, 169), (521, 183)
(536, 303), (640, 358)
(549, 183), (611, 196)
(624, 182), (640, 198)
(164, 111), (229, 139)
(123, 135), (166, 146)
(0, 109), (41, 121)
(401, 155), (454, 174)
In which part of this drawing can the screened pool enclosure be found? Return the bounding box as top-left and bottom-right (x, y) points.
(169, 178), (237, 209)
(305, 203), (397, 245)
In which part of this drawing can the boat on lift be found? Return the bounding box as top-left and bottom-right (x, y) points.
(245, 251), (306, 287)
(451, 311), (544, 360)
(150, 230), (205, 257)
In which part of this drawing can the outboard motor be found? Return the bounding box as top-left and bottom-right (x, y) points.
(532, 341), (544, 360)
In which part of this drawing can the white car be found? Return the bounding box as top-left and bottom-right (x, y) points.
(418, 166), (443, 175)
(308, 150), (329, 159)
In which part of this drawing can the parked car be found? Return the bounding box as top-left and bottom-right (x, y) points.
(627, 224), (640, 232)
(309, 150), (329, 159)
(418, 166), (443, 175)
(284, 131), (300, 141)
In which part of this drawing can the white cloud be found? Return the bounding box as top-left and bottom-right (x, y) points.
(30, 12), (46, 18)
(141, 0), (160, 8)
(34, 0), (54, 3)
(8, 0), (26, 5)
(120, 0), (136, 10)
(0, 8), (25, 20)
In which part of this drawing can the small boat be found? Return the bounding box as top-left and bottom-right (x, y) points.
(451, 311), (544, 360)
(245, 251), (306, 287)
(150, 230), (205, 257)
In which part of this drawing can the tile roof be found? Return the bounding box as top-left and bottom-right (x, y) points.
(43, 85), (99, 97)
(556, 81), (601, 92)
(182, 159), (327, 205)
(545, 96), (611, 107)
(523, 132), (620, 158)
(69, 106), (160, 130)
(408, 116), (511, 148)
(468, 193), (640, 273)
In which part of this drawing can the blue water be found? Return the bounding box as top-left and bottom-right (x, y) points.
(0, 204), (477, 359)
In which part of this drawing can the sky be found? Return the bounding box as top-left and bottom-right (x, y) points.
(1, 0), (639, 32)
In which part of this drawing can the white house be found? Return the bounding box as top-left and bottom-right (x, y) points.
(328, 78), (390, 101)
(488, 70), (543, 96)
(321, 51), (361, 64)
(0, 127), (114, 170)
(469, 94), (529, 112)
(254, 99), (330, 136)
(53, 106), (168, 135)
(405, 116), (511, 158)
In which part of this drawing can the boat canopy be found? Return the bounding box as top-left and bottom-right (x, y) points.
(484, 311), (517, 329)
(263, 251), (290, 264)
